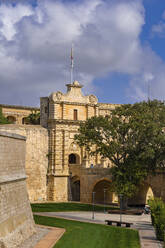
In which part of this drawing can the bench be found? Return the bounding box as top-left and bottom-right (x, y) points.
(105, 220), (133, 228)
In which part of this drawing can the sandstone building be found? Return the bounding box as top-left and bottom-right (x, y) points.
(0, 81), (165, 205)
(0, 131), (36, 248)
(0, 104), (39, 125)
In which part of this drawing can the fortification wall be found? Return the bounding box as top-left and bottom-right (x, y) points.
(0, 125), (48, 202)
(0, 131), (35, 248)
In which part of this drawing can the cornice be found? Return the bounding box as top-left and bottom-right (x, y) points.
(0, 103), (39, 111)
(48, 119), (85, 125)
(51, 101), (98, 107)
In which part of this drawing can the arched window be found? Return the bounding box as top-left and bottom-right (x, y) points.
(69, 154), (76, 164)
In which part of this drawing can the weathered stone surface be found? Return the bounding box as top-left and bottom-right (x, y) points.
(0, 131), (35, 248)
(0, 125), (48, 202)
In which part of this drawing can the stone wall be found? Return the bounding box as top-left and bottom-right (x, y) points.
(0, 131), (35, 248)
(0, 125), (48, 202)
(98, 103), (121, 116)
(70, 165), (165, 205)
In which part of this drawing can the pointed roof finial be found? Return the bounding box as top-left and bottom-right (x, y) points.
(73, 80), (79, 86)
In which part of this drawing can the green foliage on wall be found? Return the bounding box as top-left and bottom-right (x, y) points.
(25, 110), (40, 125)
(0, 107), (10, 124)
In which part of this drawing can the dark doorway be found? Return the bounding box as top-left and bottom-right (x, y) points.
(71, 180), (80, 201)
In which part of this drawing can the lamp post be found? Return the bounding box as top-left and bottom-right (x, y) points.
(119, 194), (123, 223)
(104, 188), (107, 213)
(92, 192), (96, 219)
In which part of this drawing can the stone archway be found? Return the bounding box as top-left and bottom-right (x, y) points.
(128, 184), (154, 206)
(92, 179), (114, 205)
(7, 116), (16, 124)
(70, 176), (80, 201)
(146, 187), (154, 203)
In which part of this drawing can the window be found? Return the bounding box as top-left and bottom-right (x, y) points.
(74, 109), (78, 120)
(69, 154), (77, 164)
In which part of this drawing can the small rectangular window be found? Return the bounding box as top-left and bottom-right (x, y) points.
(74, 109), (78, 120)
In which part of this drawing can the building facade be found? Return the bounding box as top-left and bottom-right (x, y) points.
(0, 81), (165, 205)
(40, 81), (163, 204)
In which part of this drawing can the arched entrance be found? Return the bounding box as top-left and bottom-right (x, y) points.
(7, 116), (16, 124)
(68, 153), (80, 164)
(93, 180), (114, 205)
(146, 187), (154, 203)
(70, 176), (80, 201)
(128, 184), (154, 206)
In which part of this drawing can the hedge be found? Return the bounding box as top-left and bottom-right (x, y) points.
(148, 198), (165, 242)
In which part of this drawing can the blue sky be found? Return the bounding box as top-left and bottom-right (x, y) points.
(0, 0), (165, 106)
(98, 0), (165, 104)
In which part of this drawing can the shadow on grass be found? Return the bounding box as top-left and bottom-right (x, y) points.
(31, 202), (119, 213)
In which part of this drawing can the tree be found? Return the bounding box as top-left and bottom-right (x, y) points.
(75, 100), (165, 203)
(0, 107), (10, 124)
(25, 110), (40, 125)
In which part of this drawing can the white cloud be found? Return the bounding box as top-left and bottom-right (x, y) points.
(0, 4), (33, 40)
(0, 0), (165, 106)
(152, 11), (165, 37)
(152, 22), (165, 37)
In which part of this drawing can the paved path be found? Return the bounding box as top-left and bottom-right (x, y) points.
(34, 211), (163, 248)
(34, 225), (65, 248)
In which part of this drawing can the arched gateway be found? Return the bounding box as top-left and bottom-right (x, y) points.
(70, 176), (80, 201)
(93, 180), (114, 204)
(128, 184), (155, 206)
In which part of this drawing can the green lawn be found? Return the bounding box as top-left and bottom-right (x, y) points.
(31, 202), (118, 213)
(34, 215), (140, 248)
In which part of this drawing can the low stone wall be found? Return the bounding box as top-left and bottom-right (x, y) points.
(0, 131), (36, 248)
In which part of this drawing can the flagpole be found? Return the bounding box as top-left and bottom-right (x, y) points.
(71, 43), (74, 83)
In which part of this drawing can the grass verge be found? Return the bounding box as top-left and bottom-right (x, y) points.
(34, 215), (140, 248)
(31, 202), (118, 213)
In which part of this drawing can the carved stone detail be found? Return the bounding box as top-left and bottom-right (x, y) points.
(89, 94), (98, 104)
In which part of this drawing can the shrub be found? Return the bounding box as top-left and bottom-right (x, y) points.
(0, 107), (10, 124)
(154, 207), (165, 241)
(149, 198), (165, 241)
(25, 110), (40, 125)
